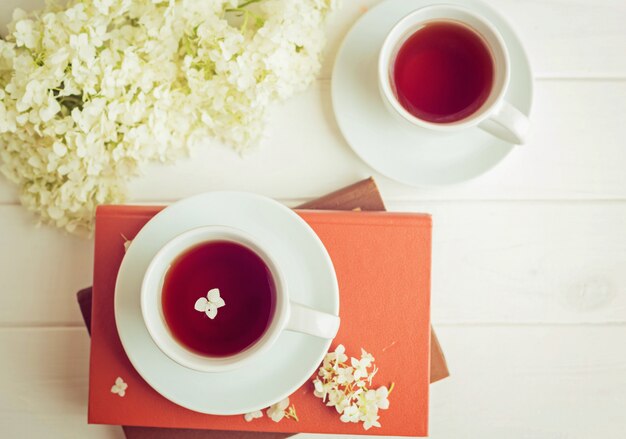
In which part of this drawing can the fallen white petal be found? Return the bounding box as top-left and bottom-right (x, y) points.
(206, 305), (218, 319)
(213, 296), (226, 308)
(278, 397), (290, 410)
(111, 377), (127, 397)
(194, 297), (209, 312)
(244, 410), (263, 422)
(207, 288), (220, 302)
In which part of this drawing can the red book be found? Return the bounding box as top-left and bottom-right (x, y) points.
(89, 206), (431, 436)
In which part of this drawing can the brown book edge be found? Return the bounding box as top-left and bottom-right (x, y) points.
(78, 177), (448, 439)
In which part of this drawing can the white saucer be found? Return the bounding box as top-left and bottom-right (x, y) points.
(114, 192), (339, 415)
(332, 0), (533, 186)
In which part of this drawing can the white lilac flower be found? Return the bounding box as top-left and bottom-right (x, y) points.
(339, 404), (359, 423)
(323, 343), (348, 369)
(110, 377), (127, 397)
(267, 397), (290, 422)
(360, 348), (375, 363)
(370, 386), (390, 410)
(351, 351), (373, 380)
(318, 363), (334, 381)
(244, 410), (263, 422)
(361, 410), (381, 430)
(312, 378), (330, 401)
(326, 388), (347, 410)
(194, 288), (225, 319)
(0, 0), (335, 233)
(336, 365), (355, 384)
(330, 391), (352, 414)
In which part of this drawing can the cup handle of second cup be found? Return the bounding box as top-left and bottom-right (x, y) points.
(478, 100), (530, 145)
(285, 302), (340, 339)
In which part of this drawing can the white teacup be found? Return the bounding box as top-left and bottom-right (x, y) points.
(141, 225), (340, 373)
(378, 4), (530, 144)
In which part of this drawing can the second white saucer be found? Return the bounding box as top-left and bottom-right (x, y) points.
(332, 0), (533, 186)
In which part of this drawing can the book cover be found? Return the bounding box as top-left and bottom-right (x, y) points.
(89, 207), (431, 436)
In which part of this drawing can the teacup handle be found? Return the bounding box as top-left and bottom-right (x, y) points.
(285, 302), (340, 339)
(478, 100), (530, 145)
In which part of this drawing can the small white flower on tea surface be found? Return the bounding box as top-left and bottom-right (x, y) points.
(110, 377), (127, 397)
(244, 410), (263, 422)
(194, 288), (225, 319)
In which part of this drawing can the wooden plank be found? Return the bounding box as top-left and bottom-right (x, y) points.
(3, 78), (624, 205)
(2, 200), (626, 326)
(0, 327), (123, 439)
(322, 0), (626, 79)
(383, 78), (626, 201)
(427, 325), (626, 438)
(393, 200), (626, 324)
(0, 326), (624, 438)
(0, 206), (94, 326)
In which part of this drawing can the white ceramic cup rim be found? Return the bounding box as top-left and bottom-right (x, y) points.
(378, 4), (511, 131)
(141, 225), (289, 373)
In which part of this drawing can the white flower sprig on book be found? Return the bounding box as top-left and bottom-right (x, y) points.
(242, 344), (389, 429)
(312, 344), (392, 430)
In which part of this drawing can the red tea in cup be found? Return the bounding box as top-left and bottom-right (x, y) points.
(161, 241), (276, 357)
(392, 20), (494, 123)
(142, 223), (340, 373)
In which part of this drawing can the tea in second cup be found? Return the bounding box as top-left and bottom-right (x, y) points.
(379, 5), (530, 144)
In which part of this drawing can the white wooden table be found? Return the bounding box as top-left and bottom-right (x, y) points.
(1, 0), (625, 437)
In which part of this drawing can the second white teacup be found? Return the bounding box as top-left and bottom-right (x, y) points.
(378, 4), (530, 144)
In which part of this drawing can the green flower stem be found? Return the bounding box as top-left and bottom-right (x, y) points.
(225, 0), (266, 32)
(238, 0), (263, 8)
(285, 405), (299, 422)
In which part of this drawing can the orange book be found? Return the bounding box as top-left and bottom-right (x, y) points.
(89, 206), (431, 436)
